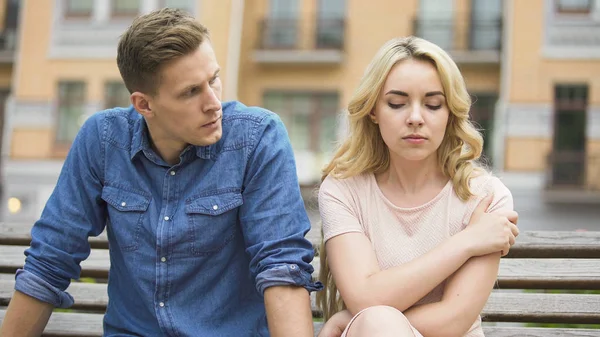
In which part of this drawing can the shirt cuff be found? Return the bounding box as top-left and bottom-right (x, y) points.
(14, 269), (74, 308)
(255, 263), (323, 296)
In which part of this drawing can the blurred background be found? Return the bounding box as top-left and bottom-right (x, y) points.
(0, 0), (598, 233)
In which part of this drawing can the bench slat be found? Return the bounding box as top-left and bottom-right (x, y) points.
(4, 242), (600, 289)
(0, 280), (108, 310)
(482, 326), (600, 337)
(3, 280), (599, 324)
(1, 311), (598, 337)
(506, 231), (600, 259)
(0, 310), (103, 337)
(0, 245), (110, 279)
(0, 222), (108, 249)
(483, 292), (600, 324)
(497, 258), (600, 290)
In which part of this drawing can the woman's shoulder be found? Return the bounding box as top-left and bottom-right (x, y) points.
(320, 172), (373, 196)
(468, 171), (511, 198)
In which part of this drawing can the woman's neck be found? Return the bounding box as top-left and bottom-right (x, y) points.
(377, 153), (448, 200)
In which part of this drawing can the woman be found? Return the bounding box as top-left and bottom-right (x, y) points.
(316, 36), (519, 337)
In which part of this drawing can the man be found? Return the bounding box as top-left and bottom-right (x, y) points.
(0, 8), (321, 337)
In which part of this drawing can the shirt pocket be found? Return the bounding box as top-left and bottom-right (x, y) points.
(185, 190), (243, 256)
(102, 185), (151, 252)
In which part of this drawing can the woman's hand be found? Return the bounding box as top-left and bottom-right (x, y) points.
(317, 310), (353, 337)
(462, 195), (519, 257)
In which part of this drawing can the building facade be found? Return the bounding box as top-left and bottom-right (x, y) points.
(500, 0), (600, 200)
(3, 0), (597, 223)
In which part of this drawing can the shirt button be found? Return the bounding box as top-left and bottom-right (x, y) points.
(164, 216), (170, 221)
(161, 257), (166, 262)
(159, 302), (165, 307)
(290, 264), (297, 270)
(120, 202), (126, 207)
(212, 205), (218, 210)
(170, 171), (176, 176)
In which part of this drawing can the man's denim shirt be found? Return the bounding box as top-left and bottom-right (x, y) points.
(15, 101), (322, 336)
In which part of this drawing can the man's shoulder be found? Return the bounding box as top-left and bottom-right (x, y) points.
(220, 101), (287, 144)
(85, 106), (141, 142)
(222, 101), (281, 125)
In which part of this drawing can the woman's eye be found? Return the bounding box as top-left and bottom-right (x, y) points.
(388, 103), (404, 109)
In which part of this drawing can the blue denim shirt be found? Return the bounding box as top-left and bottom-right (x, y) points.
(15, 101), (322, 336)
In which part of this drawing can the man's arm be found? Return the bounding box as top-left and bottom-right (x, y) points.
(0, 114), (107, 336)
(264, 286), (313, 337)
(0, 291), (54, 337)
(239, 110), (321, 337)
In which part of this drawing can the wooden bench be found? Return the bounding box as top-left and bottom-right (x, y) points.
(1, 222), (600, 336)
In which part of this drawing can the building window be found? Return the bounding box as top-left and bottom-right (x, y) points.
(470, 93), (498, 166)
(555, 0), (593, 14)
(263, 92), (339, 153)
(56, 81), (86, 144)
(316, 0), (345, 49)
(105, 81), (131, 109)
(65, 0), (94, 17)
(161, 0), (194, 13)
(550, 84), (588, 186)
(111, 0), (140, 17)
(262, 0), (299, 48)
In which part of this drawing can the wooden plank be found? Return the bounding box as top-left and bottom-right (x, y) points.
(497, 258), (600, 290)
(0, 280), (108, 311)
(482, 292), (600, 324)
(0, 310), (103, 337)
(312, 258), (600, 290)
(506, 231), (600, 259)
(0, 222), (108, 249)
(4, 279), (599, 325)
(0, 245), (110, 279)
(482, 327), (600, 337)
(1, 311), (597, 337)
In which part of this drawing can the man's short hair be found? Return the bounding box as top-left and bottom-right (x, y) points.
(117, 8), (210, 95)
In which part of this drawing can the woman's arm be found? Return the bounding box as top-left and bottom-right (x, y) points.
(403, 252), (500, 337)
(325, 195), (517, 315)
(403, 178), (516, 337)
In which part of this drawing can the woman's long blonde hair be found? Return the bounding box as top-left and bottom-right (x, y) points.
(316, 36), (486, 320)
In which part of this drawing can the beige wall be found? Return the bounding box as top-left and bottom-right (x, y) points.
(0, 0), (6, 33)
(510, 0), (600, 104)
(587, 141), (600, 189)
(505, 138), (552, 171)
(200, 0), (232, 91)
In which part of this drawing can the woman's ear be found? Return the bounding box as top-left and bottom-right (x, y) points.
(369, 110), (378, 124)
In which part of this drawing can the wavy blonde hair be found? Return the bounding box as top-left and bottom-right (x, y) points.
(316, 36), (486, 320)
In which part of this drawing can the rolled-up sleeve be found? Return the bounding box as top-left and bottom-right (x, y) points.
(14, 113), (107, 308)
(239, 110), (323, 296)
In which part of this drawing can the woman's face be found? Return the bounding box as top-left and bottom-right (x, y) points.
(370, 58), (450, 163)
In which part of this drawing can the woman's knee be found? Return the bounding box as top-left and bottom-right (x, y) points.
(347, 305), (415, 337)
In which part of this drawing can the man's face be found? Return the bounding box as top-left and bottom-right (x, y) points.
(145, 41), (223, 151)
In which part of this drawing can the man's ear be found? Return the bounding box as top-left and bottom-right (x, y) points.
(131, 92), (153, 118)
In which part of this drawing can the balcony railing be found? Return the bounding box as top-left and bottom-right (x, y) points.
(257, 18), (345, 50)
(546, 150), (587, 188)
(413, 16), (502, 63)
(0, 29), (17, 63)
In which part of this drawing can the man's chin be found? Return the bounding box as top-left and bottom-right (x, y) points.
(194, 131), (222, 147)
